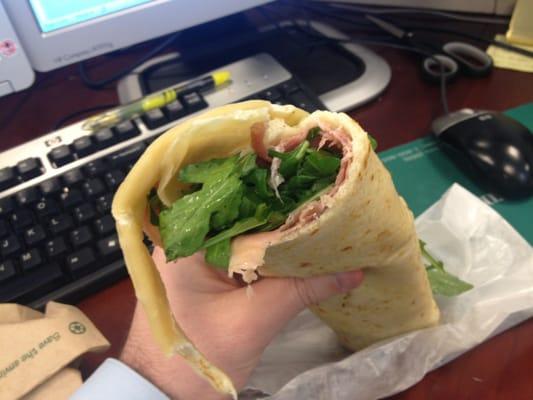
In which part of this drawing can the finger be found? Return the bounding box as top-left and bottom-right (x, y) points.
(291, 270), (365, 308)
(246, 270), (364, 330)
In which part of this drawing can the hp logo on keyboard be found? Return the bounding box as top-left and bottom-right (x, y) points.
(45, 136), (62, 147)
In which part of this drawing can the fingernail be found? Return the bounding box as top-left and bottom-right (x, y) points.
(335, 270), (363, 292)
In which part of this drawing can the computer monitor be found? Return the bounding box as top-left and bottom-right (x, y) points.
(3, 0), (272, 72)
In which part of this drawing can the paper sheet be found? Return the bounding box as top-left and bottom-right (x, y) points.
(244, 184), (533, 399)
(487, 34), (533, 73)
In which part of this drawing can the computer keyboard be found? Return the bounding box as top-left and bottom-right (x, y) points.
(0, 54), (326, 309)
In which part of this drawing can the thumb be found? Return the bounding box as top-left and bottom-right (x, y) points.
(251, 270), (364, 327)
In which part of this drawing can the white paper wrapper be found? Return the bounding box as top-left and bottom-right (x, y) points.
(243, 184), (533, 399)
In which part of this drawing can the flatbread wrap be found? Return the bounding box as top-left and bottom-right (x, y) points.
(112, 100), (440, 397)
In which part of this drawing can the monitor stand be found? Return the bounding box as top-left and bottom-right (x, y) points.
(117, 18), (390, 113)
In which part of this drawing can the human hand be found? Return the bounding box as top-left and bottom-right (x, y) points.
(121, 246), (364, 399)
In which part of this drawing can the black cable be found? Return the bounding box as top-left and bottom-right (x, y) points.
(410, 27), (533, 58)
(78, 32), (180, 89)
(309, 0), (510, 25)
(263, 6), (450, 114)
(52, 104), (117, 131)
(291, 1), (533, 59)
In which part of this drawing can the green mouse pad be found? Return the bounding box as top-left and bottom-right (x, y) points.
(378, 103), (533, 244)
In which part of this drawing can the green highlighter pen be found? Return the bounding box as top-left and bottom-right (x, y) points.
(82, 70), (231, 132)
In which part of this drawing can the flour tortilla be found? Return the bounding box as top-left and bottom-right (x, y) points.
(112, 101), (439, 396)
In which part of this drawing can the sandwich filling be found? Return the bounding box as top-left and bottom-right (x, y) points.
(151, 122), (357, 283)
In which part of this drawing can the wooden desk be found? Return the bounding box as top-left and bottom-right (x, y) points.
(1, 19), (532, 400)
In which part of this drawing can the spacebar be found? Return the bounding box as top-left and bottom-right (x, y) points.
(0, 264), (64, 304)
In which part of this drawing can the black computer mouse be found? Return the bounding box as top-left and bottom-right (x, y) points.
(432, 108), (533, 199)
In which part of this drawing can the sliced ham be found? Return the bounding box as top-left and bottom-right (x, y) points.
(229, 230), (283, 284)
(250, 122), (271, 162)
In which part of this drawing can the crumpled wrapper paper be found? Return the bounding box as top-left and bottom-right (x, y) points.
(244, 184), (533, 399)
(0, 302), (109, 400)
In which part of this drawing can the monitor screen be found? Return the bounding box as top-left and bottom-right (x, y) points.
(29, 0), (154, 33)
(5, 0), (272, 71)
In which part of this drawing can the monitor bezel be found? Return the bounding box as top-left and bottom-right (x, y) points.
(4, 0), (272, 72)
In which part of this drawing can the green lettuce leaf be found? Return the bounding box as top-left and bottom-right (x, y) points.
(210, 185), (244, 231)
(179, 155), (239, 184)
(300, 150), (341, 177)
(307, 127), (321, 140)
(369, 135), (378, 150)
(205, 239), (231, 269)
(244, 168), (273, 200)
(203, 205), (270, 250)
(420, 240), (473, 296)
(425, 267), (474, 296)
(159, 157), (243, 260)
(160, 128), (345, 268)
(269, 140), (310, 178)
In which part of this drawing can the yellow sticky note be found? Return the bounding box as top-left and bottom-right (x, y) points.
(486, 34), (533, 73)
(506, 0), (533, 46)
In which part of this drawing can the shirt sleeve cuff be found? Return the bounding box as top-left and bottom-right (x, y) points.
(70, 358), (169, 400)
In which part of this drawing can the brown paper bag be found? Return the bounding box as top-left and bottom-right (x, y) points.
(0, 302), (110, 400)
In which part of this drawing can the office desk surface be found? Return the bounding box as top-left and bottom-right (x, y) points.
(1, 29), (533, 400)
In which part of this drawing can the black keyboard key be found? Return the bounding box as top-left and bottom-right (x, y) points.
(280, 80), (299, 94)
(48, 145), (75, 167)
(67, 247), (97, 276)
(107, 142), (146, 168)
(40, 178), (62, 196)
(60, 189), (84, 208)
(24, 225), (47, 246)
(70, 226), (93, 248)
(0, 196), (14, 216)
(16, 186), (40, 206)
(1, 234), (21, 258)
(97, 234), (121, 260)
(163, 100), (186, 121)
(49, 214), (74, 235)
(34, 198), (60, 218)
(17, 158), (43, 181)
(0, 263), (64, 303)
(179, 91), (207, 113)
(94, 128), (118, 149)
(0, 260), (16, 283)
(94, 215), (115, 236)
(114, 120), (140, 141)
(20, 248), (43, 271)
(289, 91), (322, 112)
(45, 237), (68, 258)
(260, 88), (282, 102)
(72, 136), (97, 158)
(0, 219), (8, 238)
(0, 167), (17, 190)
(142, 108), (167, 129)
(73, 204), (96, 224)
(63, 168), (85, 186)
(10, 209), (33, 231)
(82, 178), (106, 198)
(84, 159), (107, 177)
(104, 170), (125, 190)
(96, 194), (112, 214)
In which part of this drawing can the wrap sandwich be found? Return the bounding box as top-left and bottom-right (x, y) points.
(112, 101), (441, 397)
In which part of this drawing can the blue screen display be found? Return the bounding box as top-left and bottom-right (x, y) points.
(29, 0), (153, 33)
